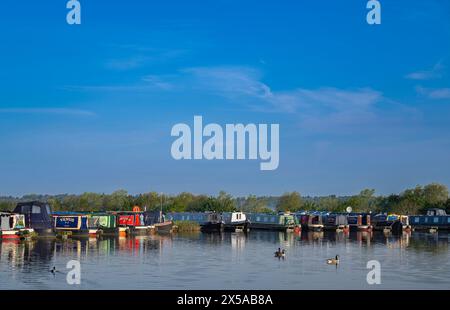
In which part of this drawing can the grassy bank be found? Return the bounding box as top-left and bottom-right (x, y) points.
(173, 221), (201, 232)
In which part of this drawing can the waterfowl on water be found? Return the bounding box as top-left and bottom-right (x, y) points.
(326, 255), (339, 265)
(50, 266), (57, 274)
(274, 248), (286, 258)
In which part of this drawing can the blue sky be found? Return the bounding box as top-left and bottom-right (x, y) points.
(1, 0), (450, 197)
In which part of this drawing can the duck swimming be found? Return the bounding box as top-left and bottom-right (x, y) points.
(50, 266), (57, 274)
(274, 248), (286, 258)
(326, 255), (339, 265)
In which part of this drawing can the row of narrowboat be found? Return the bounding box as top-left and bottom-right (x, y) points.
(0, 201), (173, 240)
(296, 212), (409, 233)
(168, 212), (250, 232)
(2, 201), (449, 240)
(168, 212), (301, 232)
(295, 209), (450, 233)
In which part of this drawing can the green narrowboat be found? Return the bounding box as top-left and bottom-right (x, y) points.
(88, 214), (118, 235)
(246, 212), (300, 231)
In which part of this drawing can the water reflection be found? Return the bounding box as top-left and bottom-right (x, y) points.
(1, 231), (449, 289)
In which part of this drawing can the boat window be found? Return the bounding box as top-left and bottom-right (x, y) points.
(46, 205), (51, 215)
(434, 217), (439, 223)
(448, 218), (450, 223)
(414, 217), (419, 223)
(32, 205), (41, 214)
(256, 216), (260, 221)
(424, 218), (428, 223)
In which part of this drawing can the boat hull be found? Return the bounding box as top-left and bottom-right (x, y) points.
(224, 221), (249, 232)
(201, 222), (224, 232)
(248, 223), (298, 232)
(154, 221), (173, 234)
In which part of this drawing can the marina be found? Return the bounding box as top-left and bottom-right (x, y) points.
(1, 201), (450, 290)
(0, 230), (449, 290)
(2, 202), (450, 240)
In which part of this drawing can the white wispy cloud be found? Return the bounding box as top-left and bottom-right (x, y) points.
(104, 46), (187, 71)
(176, 66), (418, 134)
(65, 65), (418, 134)
(105, 56), (148, 71)
(416, 86), (450, 99)
(0, 108), (96, 117)
(405, 61), (444, 80)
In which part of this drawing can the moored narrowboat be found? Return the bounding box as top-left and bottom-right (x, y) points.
(322, 214), (349, 232)
(222, 212), (249, 232)
(13, 201), (54, 236)
(143, 211), (173, 234)
(371, 214), (393, 232)
(299, 214), (323, 232)
(1, 212), (34, 240)
(200, 212), (224, 232)
(117, 212), (149, 236)
(347, 213), (372, 232)
(88, 214), (118, 236)
(247, 212), (300, 232)
(53, 214), (91, 236)
(409, 209), (450, 232)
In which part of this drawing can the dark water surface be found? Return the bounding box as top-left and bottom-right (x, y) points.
(0, 231), (449, 289)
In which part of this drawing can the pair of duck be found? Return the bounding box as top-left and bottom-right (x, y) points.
(274, 249), (340, 265)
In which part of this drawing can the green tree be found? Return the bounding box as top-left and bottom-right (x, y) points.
(423, 183), (448, 207)
(276, 192), (302, 212)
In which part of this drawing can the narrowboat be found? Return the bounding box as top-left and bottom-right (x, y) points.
(168, 212), (224, 232)
(143, 211), (173, 234)
(371, 214), (393, 232)
(299, 214), (323, 232)
(200, 212), (224, 232)
(53, 214), (91, 236)
(88, 214), (118, 235)
(347, 213), (372, 232)
(0, 212), (33, 240)
(117, 212), (149, 236)
(390, 215), (412, 234)
(409, 209), (450, 232)
(246, 212), (300, 232)
(222, 212), (249, 232)
(322, 214), (349, 232)
(13, 201), (54, 236)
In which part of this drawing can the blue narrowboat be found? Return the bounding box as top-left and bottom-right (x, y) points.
(53, 214), (91, 236)
(371, 214), (394, 232)
(169, 212), (224, 232)
(322, 214), (349, 232)
(13, 201), (54, 236)
(409, 209), (450, 232)
(347, 213), (372, 232)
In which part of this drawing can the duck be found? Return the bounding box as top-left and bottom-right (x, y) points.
(326, 255), (339, 265)
(50, 266), (57, 274)
(274, 248), (286, 258)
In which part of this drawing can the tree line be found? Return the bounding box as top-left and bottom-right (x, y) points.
(0, 183), (449, 215)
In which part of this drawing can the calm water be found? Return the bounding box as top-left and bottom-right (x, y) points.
(0, 231), (449, 290)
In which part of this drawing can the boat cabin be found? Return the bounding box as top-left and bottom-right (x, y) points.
(13, 201), (53, 233)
